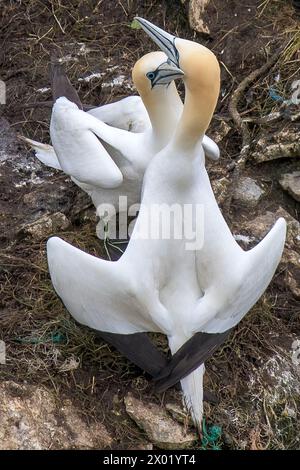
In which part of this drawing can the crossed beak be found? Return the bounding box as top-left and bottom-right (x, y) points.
(150, 61), (184, 88)
(135, 17), (180, 68)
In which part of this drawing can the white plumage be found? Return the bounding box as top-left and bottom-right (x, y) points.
(22, 52), (219, 229)
(46, 19), (286, 429)
(87, 95), (150, 133)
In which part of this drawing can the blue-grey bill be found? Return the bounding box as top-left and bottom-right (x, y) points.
(135, 17), (180, 67)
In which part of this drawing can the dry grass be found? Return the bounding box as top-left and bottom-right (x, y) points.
(1, 224), (299, 449)
(0, 0), (300, 450)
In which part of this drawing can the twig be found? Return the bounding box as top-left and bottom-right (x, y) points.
(242, 111), (283, 125)
(224, 44), (288, 214)
(0, 253), (47, 273)
(2, 67), (31, 81)
(229, 46), (284, 150)
(51, 3), (65, 34)
(241, 108), (300, 125)
(291, 110), (300, 122)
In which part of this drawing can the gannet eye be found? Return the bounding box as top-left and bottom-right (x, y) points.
(146, 72), (156, 80)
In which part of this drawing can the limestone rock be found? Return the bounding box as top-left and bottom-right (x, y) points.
(183, 0), (211, 35)
(239, 207), (300, 251)
(233, 177), (265, 207)
(21, 212), (70, 240)
(213, 121), (231, 144)
(284, 249), (300, 299)
(0, 381), (112, 449)
(129, 442), (154, 450)
(211, 177), (231, 205)
(279, 171), (300, 202)
(124, 393), (196, 449)
(165, 402), (193, 426)
(252, 130), (300, 163)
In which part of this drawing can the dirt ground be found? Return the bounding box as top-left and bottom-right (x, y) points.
(0, 0), (300, 450)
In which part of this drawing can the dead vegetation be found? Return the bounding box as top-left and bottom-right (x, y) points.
(0, 0), (300, 450)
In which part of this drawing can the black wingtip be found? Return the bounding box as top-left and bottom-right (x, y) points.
(94, 330), (169, 377)
(153, 329), (233, 393)
(50, 60), (83, 110)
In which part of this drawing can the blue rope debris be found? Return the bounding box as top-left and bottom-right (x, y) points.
(14, 331), (66, 345)
(268, 87), (284, 102)
(201, 418), (222, 450)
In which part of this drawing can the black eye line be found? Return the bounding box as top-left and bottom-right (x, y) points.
(151, 71), (182, 89)
(142, 23), (179, 65)
(147, 61), (183, 88)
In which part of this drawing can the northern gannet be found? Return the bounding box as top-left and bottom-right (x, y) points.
(22, 56), (219, 225)
(46, 19), (286, 430)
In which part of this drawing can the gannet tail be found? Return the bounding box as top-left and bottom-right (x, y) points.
(180, 365), (205, 432)
(18, 136), (61, 170)
(50, 62), (83, 109)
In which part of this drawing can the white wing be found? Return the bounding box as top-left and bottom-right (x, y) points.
(47, 236), (160, 335)
(50, 98), (125, 188)
(202, 135), (220, 161)
(192, 217), (286, 334)
(87, 96), (150, 133)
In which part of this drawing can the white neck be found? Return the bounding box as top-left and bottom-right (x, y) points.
(142, 82), (183, 146)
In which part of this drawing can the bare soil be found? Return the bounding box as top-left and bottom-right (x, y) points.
(0, 0), (299, 450)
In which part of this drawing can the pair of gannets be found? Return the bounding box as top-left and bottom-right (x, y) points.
(44, 18), (286, 430)
(24, 56), (219, 238)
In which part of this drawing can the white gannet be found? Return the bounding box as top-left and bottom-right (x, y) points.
(20, 61), (216, 383)
(22, 56), (219, 221)
(46, 19), (286, 430)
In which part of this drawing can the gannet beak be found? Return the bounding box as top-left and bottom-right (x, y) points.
(147, 60), (184, 88)
(135, 17), (180, 67)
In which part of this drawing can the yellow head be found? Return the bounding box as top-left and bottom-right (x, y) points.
(135, 18), (220, 142)
(132, 50), (184, 98)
